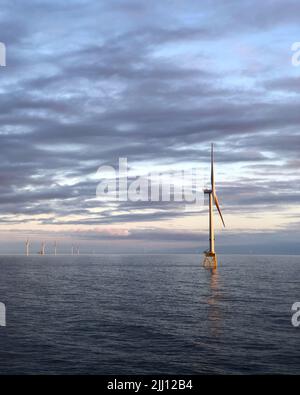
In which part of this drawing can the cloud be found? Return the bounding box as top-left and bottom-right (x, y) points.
(0, 0), (299, 253)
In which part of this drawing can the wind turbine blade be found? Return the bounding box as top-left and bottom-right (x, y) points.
(214, 193), (225, 227)
(211, 143), (215, 194)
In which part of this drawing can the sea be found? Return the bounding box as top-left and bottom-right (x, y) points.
(0, 254), (299, 375)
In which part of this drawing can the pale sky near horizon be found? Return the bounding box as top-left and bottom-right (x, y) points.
(0, 0), (300, 254)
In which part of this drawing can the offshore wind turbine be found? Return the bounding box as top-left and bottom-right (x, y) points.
(54, 241), (57, 256)
(25, 239), (30, 256)
(40, 242), (46, 256)
(203, 143), (225, 269)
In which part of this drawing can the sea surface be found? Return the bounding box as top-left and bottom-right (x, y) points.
(0, 254), (299, 374)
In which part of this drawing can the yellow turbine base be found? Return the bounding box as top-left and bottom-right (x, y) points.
(203, 252), (218, 269)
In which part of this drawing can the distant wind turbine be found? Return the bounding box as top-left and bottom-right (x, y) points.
(54, 241), (57, 256)
(40, 242), (46, 256)
(203, 143), (225, 269)
(25, 239), (30, 256)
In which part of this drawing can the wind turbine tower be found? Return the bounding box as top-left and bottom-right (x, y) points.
(54, 241), (57, 256)
(203, 143), (225, 269)
(40, 242), (46, 256)
(25, 239), (30, 256)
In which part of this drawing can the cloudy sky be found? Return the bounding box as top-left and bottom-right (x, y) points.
(0, 0), (300, 254)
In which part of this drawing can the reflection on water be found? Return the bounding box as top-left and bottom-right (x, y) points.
(206, 268), (222, 337)
(1, 254), (300, 374)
